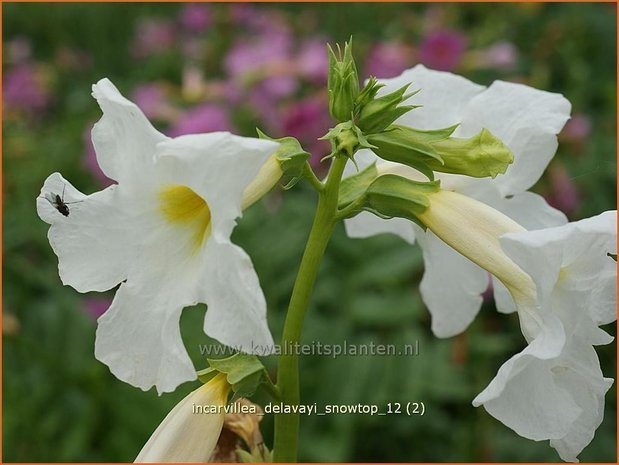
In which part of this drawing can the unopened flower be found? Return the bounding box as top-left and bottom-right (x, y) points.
(345, 65), (570, 337)
(473, 211), (617, 462)
(135, 373), (230, 462)
(37, 79), (280, 393)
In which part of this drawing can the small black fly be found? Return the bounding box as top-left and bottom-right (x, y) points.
(43, 185), (74, 217)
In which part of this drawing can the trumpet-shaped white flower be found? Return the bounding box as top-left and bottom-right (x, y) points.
(37, 79), (280, 394)
(135, 373), (230, 462)
(345, 65), (571, 338)
(416, 191), (616, 461)
(473, 210), (617, 462)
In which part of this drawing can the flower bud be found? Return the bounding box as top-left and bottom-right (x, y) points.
(367, 124), (458, 180)
(427, 128), (514, 178)
(356, 84), (419, 134)
(327, 40), (359, 122)
(135, 373), (230, 463)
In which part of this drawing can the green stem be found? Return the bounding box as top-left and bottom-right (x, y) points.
(273, 154), (347, 462)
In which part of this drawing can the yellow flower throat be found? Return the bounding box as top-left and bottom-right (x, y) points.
(159, 185), (211, 250)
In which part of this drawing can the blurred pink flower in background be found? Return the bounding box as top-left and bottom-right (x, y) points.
(479, 42), (518, 70)
(4, 63), (51, 117)
(419, 30), (466, 71)
(225, 32), (298, 104)
(560, 113), (592, 147)
(364, 41), (413, 79)
(83, 297), (112, 320)
(296, 39), (330, 84)
(547, 163), (581, 215)
(131, 19), (176, 58)
(282, 95), (331, 167)
(167, 103), (232, 137)
(131, 83), (173, 120)
(178, 3), (212, 33)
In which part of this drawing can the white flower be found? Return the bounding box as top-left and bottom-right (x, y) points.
(37, 79), (280, 394)
(135, 373), (230, 462)
(345, 65), (571, 337)
(414, 190), (616, 460)
(473, 210), (617, 462)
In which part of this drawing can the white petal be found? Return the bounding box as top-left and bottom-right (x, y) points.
(501, 230), (565, 307)
(494, 191), (567, 230)
(36, 173), (130, 292)
(383, 64), (486, 129)
(155, 132), (279, 240)
(548, 340), (613, 462)
(417, 229), (488, 337)
(135, 376), (228, 462)
(492, 276), (517, 314)
(95, 281), (198, 394)
(502, 211), (617, 323)
(473, 315), (577, 441)
(458, 81), (571, 197)
(344, 212), (416, 245)
(201, 240), (274, 354)
(91, 78), (168, 184)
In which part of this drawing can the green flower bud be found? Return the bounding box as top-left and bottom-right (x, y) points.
(355, 76), (384, 110)
(367, 124), (459, 180)
(320, 121), (376, 160)
(356, 84), (419, 134)
(427, 128), (514, 178)
(327, 39), (359, 122)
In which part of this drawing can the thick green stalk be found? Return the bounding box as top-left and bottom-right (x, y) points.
(273, 155), (347, 462)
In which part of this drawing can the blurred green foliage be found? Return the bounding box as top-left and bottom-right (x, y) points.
(3, 2), (616, 462)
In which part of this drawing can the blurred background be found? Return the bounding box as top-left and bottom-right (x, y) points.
(3, 2), (616, 462)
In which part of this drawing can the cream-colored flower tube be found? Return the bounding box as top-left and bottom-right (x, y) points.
(135, 374), (230, 463)
(417, 190), (537, 311)
(242, 154), (284, 210)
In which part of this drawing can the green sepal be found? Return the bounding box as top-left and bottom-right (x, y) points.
(355, 76), (384, 110)
(257, 129), (309, 189)
(236, 449), (256, 463)
(320, 121), (376, 160)
(197, 353), (279, 402)
(356, 84), (420, 134)
(364, 175), (441, 229)
(366, 124), (459, 180)
(327, 38), (360, 122)
(338, 162), (378, 209)
(236, 446), (272, 463)
(427, 128), (514, 178)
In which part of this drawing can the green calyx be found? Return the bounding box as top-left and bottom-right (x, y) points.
(363, 175), (440, 229)
(368, 124), (514, 180)
(320, 120), (375, 161)
(197, 353), (279, 402)
(327, 39), (359, 123)
(257, 129), (309, 188)
(367, 124), (458, 180)
(337, 166), (440, 229)
(427, 128), (514, 178)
